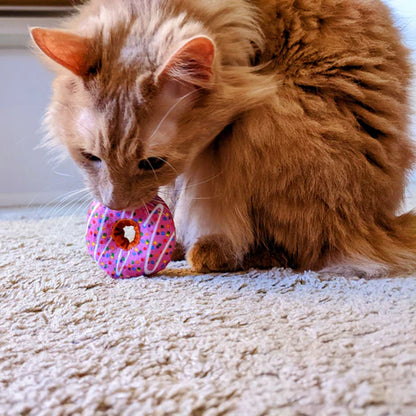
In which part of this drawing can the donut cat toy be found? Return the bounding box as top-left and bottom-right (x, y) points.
(86, 196), (176, 278)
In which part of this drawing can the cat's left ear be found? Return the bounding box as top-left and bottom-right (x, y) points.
(157, 36), (216, 89)
(30, 27), (93, 76)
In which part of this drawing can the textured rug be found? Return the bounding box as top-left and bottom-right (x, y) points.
(1, 214), (416, 416)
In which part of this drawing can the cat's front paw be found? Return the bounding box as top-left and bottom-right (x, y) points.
(186, 234), (240, 273)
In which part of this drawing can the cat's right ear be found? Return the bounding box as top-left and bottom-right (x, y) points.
(30, 28), (93, 76)
(157, 36), (216, 90)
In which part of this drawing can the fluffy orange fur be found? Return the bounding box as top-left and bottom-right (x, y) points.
(32, 0), (415, 277)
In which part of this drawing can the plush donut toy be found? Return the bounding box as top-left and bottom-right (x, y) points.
(86, 196), (176, 279)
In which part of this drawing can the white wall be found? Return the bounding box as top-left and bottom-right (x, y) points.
(0, 2), (415, 207)
(382, 0), (416, 184)
(0, 16), (84, 207)
(0, 49), (84, 206)
(385, 0), (416, 47)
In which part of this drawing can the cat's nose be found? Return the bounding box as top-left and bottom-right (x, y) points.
(105, 200), (128, 211)
(103, 195), (129, 211)
(106, 202), (124, 211)
(101, 186), (130, 210)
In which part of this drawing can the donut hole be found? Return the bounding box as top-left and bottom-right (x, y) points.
(124, 226), (136, 243)
(111, 219), (141, 250)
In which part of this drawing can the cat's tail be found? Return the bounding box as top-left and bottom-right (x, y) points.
(323, 211), (416, 278)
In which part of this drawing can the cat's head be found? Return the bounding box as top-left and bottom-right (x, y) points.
(31, 1), (270, 210)
(32, 26), (218, 210)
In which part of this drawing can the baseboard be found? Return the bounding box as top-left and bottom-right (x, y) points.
(0, 190), (88, 207)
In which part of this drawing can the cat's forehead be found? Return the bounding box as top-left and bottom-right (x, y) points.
(73, 62), (154, 151)
(81, 28), (158, 107)
(87, 70), (154, 114)
(76, 103), (145, 162)
(71, 0), (205, 69)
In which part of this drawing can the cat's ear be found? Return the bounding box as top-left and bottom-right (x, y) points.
(30, 28), (93, 76)
(158, 36), (215, 89)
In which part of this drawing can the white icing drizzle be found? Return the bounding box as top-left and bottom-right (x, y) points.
(93, 207), (109, 261)
(143, 203), (176, 275)
(97, 238), (114, 264)
(85, 201), (100, 237)
(115, 210), (134, 277)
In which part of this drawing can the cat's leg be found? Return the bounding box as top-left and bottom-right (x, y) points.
(175, 189), (254, 273)
(187, 234), (240, 272)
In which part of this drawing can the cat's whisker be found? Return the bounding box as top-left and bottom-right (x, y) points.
(35, 188), (90, 218)
(53, 202), (80, 225)
(41, 197), (88, 224)
(46, 188), (89, 210)
(34, 199), (80, 233)
(36, 193), (90, 231)
(37, 187), (88, 209)
(140, 198), (151, 218)
(57, 196), (89, 217)
(148, 163), (159, 183)
(181, 171), (225, 191)
(155, 156), (178, 175)
(185, 195), (223, 201)
(61, 198), (92, 229)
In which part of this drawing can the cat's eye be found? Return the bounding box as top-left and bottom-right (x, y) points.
(138, 157), (167, 171)
(82, 152), (101, 163)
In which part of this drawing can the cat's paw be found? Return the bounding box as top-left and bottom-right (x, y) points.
(171, 241), (186, 261)
(186, 234), (240, 273)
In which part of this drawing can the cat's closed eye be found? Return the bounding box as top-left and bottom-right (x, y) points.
(138, 157), (167, 171)
(81, 152), (101, 163)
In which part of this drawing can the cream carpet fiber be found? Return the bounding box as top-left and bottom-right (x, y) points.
(1, 214), (416, 416)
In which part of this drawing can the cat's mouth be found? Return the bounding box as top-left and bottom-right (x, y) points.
(103, 194), (158, 212)
(94, 183), (160, 212)
(105, 201), (148, 211)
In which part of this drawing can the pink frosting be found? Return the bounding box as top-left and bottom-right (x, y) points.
(86, 196), (176, 278)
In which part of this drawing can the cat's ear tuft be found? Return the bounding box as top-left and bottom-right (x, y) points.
(158, 36), (216, 89)
(30, 27), (93, 76)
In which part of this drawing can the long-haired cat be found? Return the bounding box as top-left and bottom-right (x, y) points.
(32, 0), (415, 277)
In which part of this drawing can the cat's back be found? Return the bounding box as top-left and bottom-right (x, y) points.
(256, 0), (411, 84)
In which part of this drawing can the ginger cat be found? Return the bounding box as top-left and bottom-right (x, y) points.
(32, 0), (415, 277)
